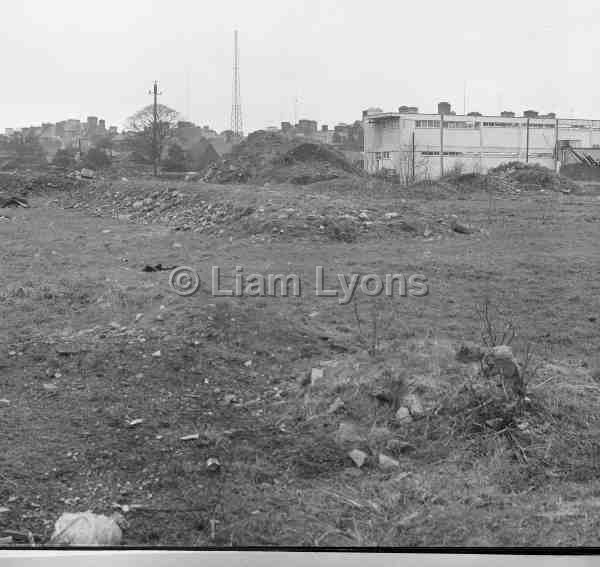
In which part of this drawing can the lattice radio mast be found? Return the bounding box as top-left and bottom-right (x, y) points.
(230, 30), (243, 138)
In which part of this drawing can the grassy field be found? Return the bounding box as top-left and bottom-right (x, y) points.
(1, 177), (600, 546)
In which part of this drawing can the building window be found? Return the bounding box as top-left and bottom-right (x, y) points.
(415, 120), (441, 129)
(382, 151), (390, 159)
(445, 121), (472, 128)
(375, 152), (382, 159)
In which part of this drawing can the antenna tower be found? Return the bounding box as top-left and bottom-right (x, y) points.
(230, 30), (243, 137)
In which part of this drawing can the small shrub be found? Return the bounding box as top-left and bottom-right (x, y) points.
(162, 143), (187, 172)
(52, 148), (77, 169)
(83, 147), (111, 170)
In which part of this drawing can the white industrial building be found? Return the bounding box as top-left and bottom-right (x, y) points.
(363, 103), (600, 180)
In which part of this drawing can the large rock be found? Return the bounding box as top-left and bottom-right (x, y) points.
(378, 453), (400, 470)
(348, 449), (368, 468)
(80, 168), (95, 179)
(450, 216), (475, 234)
(395, 406), (412, 423)
(310, 367), (325, 386)
(51, 511), (124, 545)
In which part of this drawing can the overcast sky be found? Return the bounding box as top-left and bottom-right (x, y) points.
(2, 0), (599, 132)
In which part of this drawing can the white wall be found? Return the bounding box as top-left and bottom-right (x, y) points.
(364, 112), (564, 178)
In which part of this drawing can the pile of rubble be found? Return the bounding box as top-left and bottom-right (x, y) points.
(439, 163), (578, 195)
(202, 131), (360, 185)
(486, 162), (577, 194)
(0, 172), (86, 203)
(58, 180), (454, 241)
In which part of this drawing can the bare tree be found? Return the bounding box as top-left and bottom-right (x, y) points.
(126, 104), (181, 174)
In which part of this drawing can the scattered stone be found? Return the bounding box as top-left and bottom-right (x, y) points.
(385, 439), (416, 454)
(51, 511), (124, 545)
(378, 453), (400, 470)
(310, 367), (324, 385)
(403, 393), (424, 417)
(327, 397), (345, 414)
(348, 449), (368, 468)
(80, 168), (96, 179)
(450, 216), (475, 234)
(223, 394), (237, 405)
(126, 419), (144, 428)
(0, 196), (29, 208)
(0, 399), (10, 404)
(180, 433), (200, 441)
(244, 360), (252, 368)
(206, 457), (221, 472)
(0, 507), (9, 514)
(395, 407), (412, 423)
(151, 350), (161, 358)
(43, 383), (58, 392)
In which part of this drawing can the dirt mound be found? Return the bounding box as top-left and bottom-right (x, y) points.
(0, 172), (85, 199)
(202, 131), (359, 185)
(428, 163), (577, 196)
(486, 162), (577, 194)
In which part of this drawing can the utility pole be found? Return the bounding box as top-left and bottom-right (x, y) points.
(440, 113), (444, 177)
(525, 116), (530, 163)
(411, 131), (415, 181)
(554, 117), (560, 172)
(148, 80), (162, 176)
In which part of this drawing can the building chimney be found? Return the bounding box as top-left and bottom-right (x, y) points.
(438, 102), (451, 115)
(523, 110), (539, 118)
(500, 111), (515, 118)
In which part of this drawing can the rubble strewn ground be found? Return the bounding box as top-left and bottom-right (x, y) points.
(1, 163), (600, 546)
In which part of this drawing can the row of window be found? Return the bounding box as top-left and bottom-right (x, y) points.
(414, 120), (555, 129)
(372, 150), (558, 159)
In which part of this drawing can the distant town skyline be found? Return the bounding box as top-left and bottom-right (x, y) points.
(2, 0), (599, 132)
